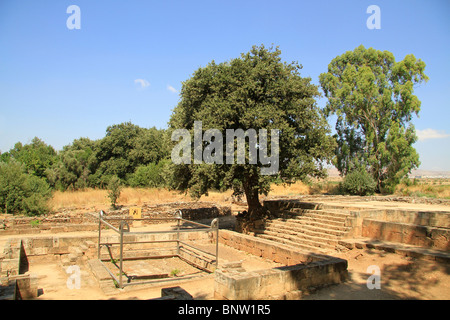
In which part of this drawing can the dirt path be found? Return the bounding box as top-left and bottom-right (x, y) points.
(26, 237), (283, 300)
(304, 248), (450, 300)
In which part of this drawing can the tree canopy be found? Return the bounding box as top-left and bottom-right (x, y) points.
(169, 45), (336, 220)
(1, 137), (57, 179)
(319, 45), (428, 192)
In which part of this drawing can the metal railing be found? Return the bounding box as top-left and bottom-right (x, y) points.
(92, 210), (219, 289)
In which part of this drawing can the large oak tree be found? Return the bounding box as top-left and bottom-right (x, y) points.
(169, 45), (335, 220)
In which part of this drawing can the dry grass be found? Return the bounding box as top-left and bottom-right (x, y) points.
(267, 181), (310, 197)
(48, 182), (312, 212)
(49, 188), (109, 210)
(394, 179), (450, 199)
(49, 180), (339, 212)
(49, 187), (236, 212)
(49, 180), (328, 212)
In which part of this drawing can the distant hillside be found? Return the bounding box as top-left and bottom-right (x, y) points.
(326, 167), (450, 178)
(409, 169), (450, 178)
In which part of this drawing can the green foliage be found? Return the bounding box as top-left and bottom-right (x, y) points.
(0, 161), (52, 216)
(127, 161), (166, 188)
(46, 137), (98, 190)
(319, 45), (427, 193)
(94, 123), (169, 187)
(95, 122), (144, 181)
(1, 124), (170, 195)
(170, 268), (181, 277)
(107, 175), (122, 209)
(30, 219), (40, 228)
(341, 169), (377, 196)
(2, 137), (57, 180)
(14, 124), (171, 191)
(169, 44), (336, 218)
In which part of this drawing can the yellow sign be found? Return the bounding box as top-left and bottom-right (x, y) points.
(129, 207), (142, 219)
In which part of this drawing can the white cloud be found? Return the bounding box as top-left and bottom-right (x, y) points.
(416, 128), (450, 141)
(167, 85), (178, 93)
(134, 79), (150, 88)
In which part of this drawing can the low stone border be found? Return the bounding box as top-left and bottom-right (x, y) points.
(0, 239), (39, 300)
(339, 238), (450, 263)
(214, 230), (348, 300)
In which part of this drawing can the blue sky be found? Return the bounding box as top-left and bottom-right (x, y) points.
(0, 0), (449, 170)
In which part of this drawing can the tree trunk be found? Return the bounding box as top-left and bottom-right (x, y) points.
(242, 173), (266, 221)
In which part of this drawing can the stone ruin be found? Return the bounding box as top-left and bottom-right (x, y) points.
(1, 198), (449, 300)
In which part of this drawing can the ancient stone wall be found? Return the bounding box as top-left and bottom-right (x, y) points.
(0, 202), (231, 235)
(0, 239), (38, 300)
(214, 230), (348, 300)
(361, 219), (450, 251)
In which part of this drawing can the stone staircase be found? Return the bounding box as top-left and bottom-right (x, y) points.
(254, 208), (354, 253)
(60, 240), (96, 267)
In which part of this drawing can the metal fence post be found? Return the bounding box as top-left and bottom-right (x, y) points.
(176, 210), (182, 255)
(98, 210), (104, 259)
(211, 218), (219, 268)
(118, 220), (129, 288)
(119, 223), (124, 288)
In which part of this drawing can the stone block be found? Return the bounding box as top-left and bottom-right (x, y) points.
(13, 273), (38, 299)
(30, 247), (48, 256)
(31, 238), (53, 248)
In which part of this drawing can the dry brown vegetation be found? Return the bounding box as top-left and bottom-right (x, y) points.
(48, 178), (450, 212)
(48, 181), (315, 212)
(49, 187), (235, 211)
(394, 178), (450, 199)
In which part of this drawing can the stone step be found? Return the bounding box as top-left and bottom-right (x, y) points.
(338, 238), (450, 263)
(294, 233), (339, 247)
(287, 208), (351, 218)
(264, 222), (340, 242)
(279, 216), (349, 231)
(70, 247), (84, 256)
(299, 222), (352, 237)
(301, 210), (349, 222)
(256, 230), (336, 250)
(266, 220), (350, 237)
(255, 207), (354, 254)
(292, 208), (351, 216)
(68, 253), (79, 262)
(265, 227), (339, 247)
(309, 209), (352, 216)
(87, 259), (118, 295)
(293, 215), (347, 227)
(255, 233), (328, 253)
(263, 227), (342, 246)
(60, 255), (72, 267)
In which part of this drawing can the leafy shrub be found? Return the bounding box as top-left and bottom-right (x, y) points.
(0, 161), (52, 215)
(2, 137), (57, 180)
(107, 175), (122, 209)
(127, 162), (164, 188)
(341, 169), (377, 196)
